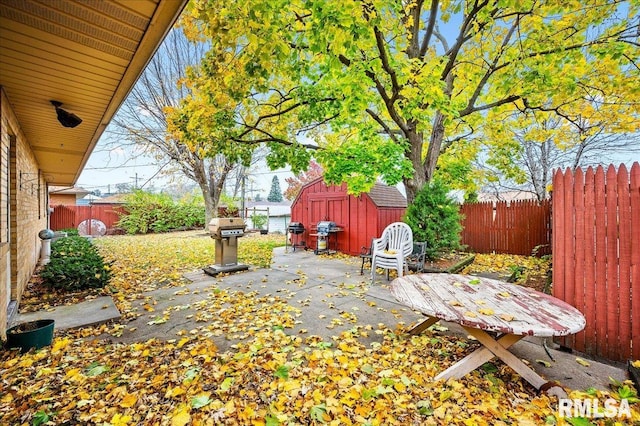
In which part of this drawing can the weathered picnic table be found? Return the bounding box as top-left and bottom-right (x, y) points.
(390, 273), (586, 395)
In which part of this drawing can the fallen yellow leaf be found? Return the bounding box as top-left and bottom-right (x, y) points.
(500, 314), (514, 322)
(111, 413), (133, 426)
(576, 357), (590, 367)
(478, 308), (495, 316)
(120, 393), (137, 408)
(171, 405), (191, 426)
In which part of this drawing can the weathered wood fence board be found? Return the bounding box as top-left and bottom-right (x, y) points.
(50, 205), (123, 232)
(553, 163), (639, 362)
(459, 200), (551, 256)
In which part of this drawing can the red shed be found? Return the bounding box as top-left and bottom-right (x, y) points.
(290, 178), (407, 255)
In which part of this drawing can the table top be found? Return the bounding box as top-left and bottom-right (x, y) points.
(390, 273), (585, 337)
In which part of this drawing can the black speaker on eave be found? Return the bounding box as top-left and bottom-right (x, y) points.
(50, 100), (82, 128)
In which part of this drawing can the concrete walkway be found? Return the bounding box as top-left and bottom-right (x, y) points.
(16, 246), (627, 392)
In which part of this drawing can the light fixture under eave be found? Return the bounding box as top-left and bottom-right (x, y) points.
(50, 100), (82, 128)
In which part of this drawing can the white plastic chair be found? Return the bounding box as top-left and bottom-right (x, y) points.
(371, 222), (413, 280)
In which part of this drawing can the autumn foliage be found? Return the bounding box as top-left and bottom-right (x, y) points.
(3, 232), (639, 424)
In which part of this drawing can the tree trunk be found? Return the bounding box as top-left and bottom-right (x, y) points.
(424, 111), (446, 182)
(402, 113), (445, 204)
(202, 185), (216, 224)
(403, 127), (427, 205)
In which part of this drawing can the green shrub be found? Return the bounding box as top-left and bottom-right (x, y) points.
(59, 227), (80, 236)
(403, 179), (462, 260)
(251, 214), (268, 229)
(40, 236), (111, 291)
(116, 190), (205, 234)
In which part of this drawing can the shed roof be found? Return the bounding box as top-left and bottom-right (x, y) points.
(366, 182), (407, 208)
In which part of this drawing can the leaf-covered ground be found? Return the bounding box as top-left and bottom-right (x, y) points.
(3, 232), (639, 425)
(19, 232), (285, 320)
(462, 253), (551, 293)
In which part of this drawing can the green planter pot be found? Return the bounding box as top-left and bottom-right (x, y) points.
(5, 319), (55, 353)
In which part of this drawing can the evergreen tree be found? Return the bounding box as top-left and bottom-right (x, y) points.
(403, 179), (461, 260)
(267, 176), (283, 202)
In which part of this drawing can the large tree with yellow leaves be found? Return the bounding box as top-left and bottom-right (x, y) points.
(167, 0), (639, 203)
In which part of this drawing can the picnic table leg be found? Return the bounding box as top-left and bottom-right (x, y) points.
(456, 327), (566, 397)
(408, 316), (440, 335)
(434, 333), (522, 381)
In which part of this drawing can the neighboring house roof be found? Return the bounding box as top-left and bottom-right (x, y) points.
(246, 201), (292, 217)
(367, 182), (408, 208)
(0, 0), (188, 186)
(91, 193), (128, 205)
(48, 186), (90, 197)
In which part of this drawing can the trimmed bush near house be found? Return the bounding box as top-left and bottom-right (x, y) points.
(403, 179), (462, 260)
(40, 236), (111, 291)
(59, 227), (80, 236)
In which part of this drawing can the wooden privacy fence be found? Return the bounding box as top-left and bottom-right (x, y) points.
(459, 200), (551, 256)
(553, 163), (640, 362)
(50, 205), (123, 233)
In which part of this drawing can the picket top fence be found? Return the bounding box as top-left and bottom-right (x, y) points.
(553, 163), (640, 362)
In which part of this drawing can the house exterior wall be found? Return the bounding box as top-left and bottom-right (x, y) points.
(0, 88), (48, 338)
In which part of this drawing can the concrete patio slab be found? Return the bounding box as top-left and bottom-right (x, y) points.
(15, 296), (120, 330)
(19, 245), (628, 393)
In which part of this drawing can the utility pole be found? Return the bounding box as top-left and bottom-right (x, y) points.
(240, 174), (246, 219)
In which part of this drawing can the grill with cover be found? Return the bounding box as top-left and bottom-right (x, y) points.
(316, 221), (338, 236)
(204, 218), (249, 276)
(314, 221), (340, 254)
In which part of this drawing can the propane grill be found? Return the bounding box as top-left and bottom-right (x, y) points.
(316, 221), (338, 236)
(314, 221), (341, 254)
(204, 218), (249, 276)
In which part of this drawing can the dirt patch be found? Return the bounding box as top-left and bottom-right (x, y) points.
(18, 272), (109, 313)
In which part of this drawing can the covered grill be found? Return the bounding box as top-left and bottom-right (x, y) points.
(287, 222), (306, 251)
(316, 221), (338, 236)
(314, 221), (341, 254)
(204, 218), (249, 276)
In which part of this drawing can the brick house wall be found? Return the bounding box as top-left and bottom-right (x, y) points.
(0, 88), (48, 338)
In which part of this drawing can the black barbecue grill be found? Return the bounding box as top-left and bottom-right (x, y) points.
(288, 222), (305, 234)
(287, 222), (306, 251)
